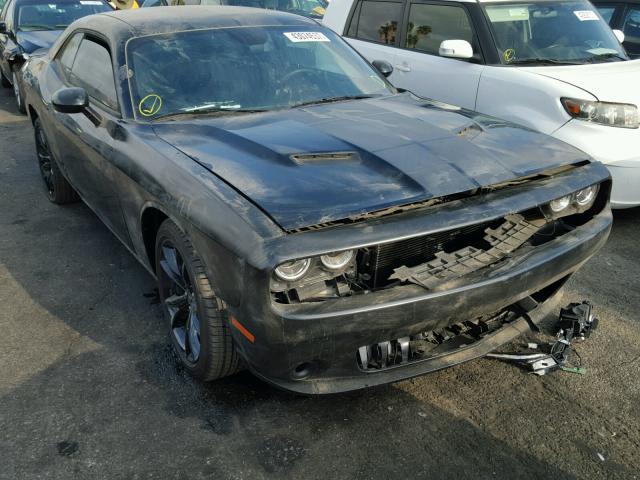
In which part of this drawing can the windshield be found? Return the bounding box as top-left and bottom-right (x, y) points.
(126, 26), (393, 120)
(17, 1), (111, 31)
(483, 0), (628, 65)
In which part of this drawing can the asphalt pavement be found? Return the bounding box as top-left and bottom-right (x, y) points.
(1, 88), (639, 480)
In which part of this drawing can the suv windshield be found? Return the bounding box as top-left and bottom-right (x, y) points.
(17, 1), (111, 31)
(483, 0), (628, 65)
(126, 26), (392, 120)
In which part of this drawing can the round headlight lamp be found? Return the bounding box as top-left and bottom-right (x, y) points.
(575, 184), (599, 206)
(320, 250), (355, 270)
(274, 258), (311, 281)
(549, 195), (571, 213)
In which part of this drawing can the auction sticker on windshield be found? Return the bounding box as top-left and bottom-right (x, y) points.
(574, 10), (599, 21)
(284, 32), (330, 43)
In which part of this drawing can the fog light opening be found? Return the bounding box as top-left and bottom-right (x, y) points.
(292, 362), (314, 380)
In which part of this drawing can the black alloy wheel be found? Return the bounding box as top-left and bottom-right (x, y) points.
(155, 219), (240, 381)
(34, 117), (78, 204)
(160, 240), (202, 364)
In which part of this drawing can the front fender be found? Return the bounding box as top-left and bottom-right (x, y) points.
(476, 66), (596, 134)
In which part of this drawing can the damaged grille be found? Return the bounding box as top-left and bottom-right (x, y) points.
(358, 221), (498, 289)
(388, 214), (541, 290)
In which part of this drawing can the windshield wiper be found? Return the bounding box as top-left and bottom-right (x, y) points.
(506, 58), (583, 66)
(154, 107), (267, 120)
(291, 95), (377, 108)
(583, 52), (627, 62)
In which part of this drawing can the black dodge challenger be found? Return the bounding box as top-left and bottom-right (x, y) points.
(21, 7), (612, 394)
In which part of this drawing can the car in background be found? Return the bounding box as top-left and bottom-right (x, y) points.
(595, 0), (640, 57)
(0, 0), (111, 112)
(21, 6), (612, 393)
(323, 0), (640, 208)
(140, 0), (328, 19)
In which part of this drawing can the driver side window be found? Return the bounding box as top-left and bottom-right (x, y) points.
(68, 36), (119, 112)
(57, 32), (83, 78)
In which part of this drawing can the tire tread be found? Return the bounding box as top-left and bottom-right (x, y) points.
(156, 220), (240, 381)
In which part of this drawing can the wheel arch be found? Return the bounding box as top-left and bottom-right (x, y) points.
(139, 202), (245, 308)
(140, 204), (170, 273)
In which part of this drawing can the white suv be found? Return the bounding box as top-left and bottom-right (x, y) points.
(323, 0), (640, 208)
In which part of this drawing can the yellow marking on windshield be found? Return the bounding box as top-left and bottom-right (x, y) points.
(139, 94), (162, 117)
(503, 48), (516, 63)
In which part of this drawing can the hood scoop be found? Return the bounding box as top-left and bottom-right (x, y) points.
(289, 151), (357, 165)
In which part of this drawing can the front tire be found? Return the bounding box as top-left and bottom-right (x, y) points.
(34, 117), (79, 204)
(155, 219), (240, 381)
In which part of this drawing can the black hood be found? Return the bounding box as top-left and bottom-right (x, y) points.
(153, 94), (588, 231)
(16, 30), (62, 53)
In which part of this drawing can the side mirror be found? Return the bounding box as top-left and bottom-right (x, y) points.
(613, 29), (625, 43)
(0, 21), (7, 34)
(52, 87), (89, 114)
(372, 59), (393, 78)
(439, 39), (474, 59)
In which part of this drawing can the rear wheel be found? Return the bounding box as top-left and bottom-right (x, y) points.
(155, 219), (241, 381)
(34, 117), (79, 204)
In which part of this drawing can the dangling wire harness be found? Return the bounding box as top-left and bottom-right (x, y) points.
(486, 301), (597, 375)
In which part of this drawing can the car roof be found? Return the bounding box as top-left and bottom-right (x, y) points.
(593, 0), (640, 3)
(73, 5), (316, 39)
(14, 0), (109, 5)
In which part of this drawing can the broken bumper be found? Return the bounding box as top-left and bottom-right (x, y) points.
(239, 208), (611, 394)
(234, 208), (612, 394)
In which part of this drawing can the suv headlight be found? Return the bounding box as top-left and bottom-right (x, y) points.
(561, 98), (639, 129)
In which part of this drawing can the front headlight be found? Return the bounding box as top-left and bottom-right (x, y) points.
(545, 183), (601, 217)
(320, 250), (355, 270)
(274, 258), (311, 281)
(561, 98), (639, 129)
(575, 184), (599, 206)
(549, 195), (571, 213)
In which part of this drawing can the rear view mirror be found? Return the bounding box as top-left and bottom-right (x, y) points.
(0, 21), (7, 35)
(372, 60), (393, 78)
(439, 40), (474, 59)
(52, 87), (89, 114)
(613, 29), (625, 43)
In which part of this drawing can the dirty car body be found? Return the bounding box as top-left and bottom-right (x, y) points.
(22, 7), (612, 394)
(0, 0), (111, 103)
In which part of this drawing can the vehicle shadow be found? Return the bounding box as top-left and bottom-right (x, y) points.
(1, 90), (638, 479)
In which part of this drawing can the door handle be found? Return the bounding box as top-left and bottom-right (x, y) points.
(395, 64), (411, 72)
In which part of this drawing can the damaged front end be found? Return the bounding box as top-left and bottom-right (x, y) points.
(270, 181), (605, 305)
(229, 163), (612, 394)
